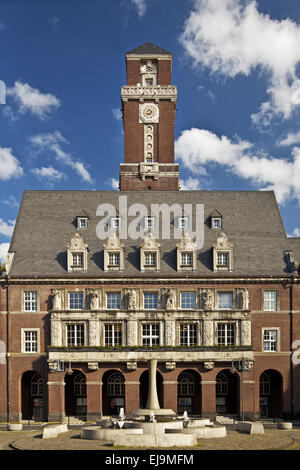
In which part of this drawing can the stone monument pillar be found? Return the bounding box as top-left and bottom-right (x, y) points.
(146, 359), (160, 410)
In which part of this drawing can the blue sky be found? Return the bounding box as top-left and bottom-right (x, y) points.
(1, 0), (300, 261)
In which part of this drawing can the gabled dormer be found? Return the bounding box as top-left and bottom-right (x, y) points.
(76, 209), (90, 230)
(210, 209), (222, 230)
(66, 233), (88, 272)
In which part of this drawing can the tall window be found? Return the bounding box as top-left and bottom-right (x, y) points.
(142, 324), (160, 346)
(263, 329), (278, 352)
(108, 373), (125, 396)
(31, 373), (43, 396)
(105, 324), (122, 346)
(180, 292), (195, 309)
(67, 324), (85, 346)
(108, 252), (120, 266)
(74, 374), (87, 396)
(180, 324), (197, 346)
(144, 252), (156, 266)
(144, 292), (158, 309)
(24, 291), (37, 311)
(217, 252), (229, 267)
(217, 323), (235, 346)
(263, 291), (277, 311)
(69, 292), (84, 310)
(72, 253), (84, 267)
(217, 292), (233, 309)
(106, 292), (121, 310)
(178, 373), (195, 396)
(216, 372), (228, 395)
(24, 330), (38, 352)
(181, 252), (193, 266)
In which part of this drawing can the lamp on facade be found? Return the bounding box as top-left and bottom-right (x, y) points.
(66, 361), (74, 375)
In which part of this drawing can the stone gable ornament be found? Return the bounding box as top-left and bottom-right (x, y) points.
(67, 232), (88, 251)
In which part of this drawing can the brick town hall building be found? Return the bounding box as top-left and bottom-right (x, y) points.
(1, 42), (300, 423)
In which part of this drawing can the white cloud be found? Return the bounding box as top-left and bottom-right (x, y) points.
(179, 0), (300, 128)
(108, 177), (119, 190)
(31, 166), (66, 181)
(0, 219), (15, 237)
(0, 148), (23, 180)
(289, 228), (300, 237)
(278, 131), (300, 147)
(180, 177), (202, 190)
(0, 243), (9, 263)
(112, 107), (122, 121)
(175, 127), (300, 204)
(131, 0), (147, 17)
(7, 81), (60, 119)
(29, 132), (93, 183)
(3, 196), (19, 208)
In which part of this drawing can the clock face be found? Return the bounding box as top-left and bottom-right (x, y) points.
(139, 103), (159, 123)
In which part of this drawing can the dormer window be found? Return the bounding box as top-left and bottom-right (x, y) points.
(111, 217), (121, 229)
(66, 233), (88, 272)
(103, 233), (124, 271)
(78, 217), (88, 229)
(178, 217), (188, 229)
(140, 232), (160, 271)
(145, 217), (155, 229)
(210, 210), (223, 230)
(176, 234), (197, 272)
(213, 232), (233, 272)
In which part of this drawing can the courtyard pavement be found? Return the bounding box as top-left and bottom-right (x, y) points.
(1, 425), (300, 450)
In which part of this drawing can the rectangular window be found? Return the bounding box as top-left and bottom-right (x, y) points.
(111, 217), (120, 229)
(142, 324), (160, 346)
(106, 292), (121, 309)
(144, 252), (156, 266)
(263, 291), (277, 311)
(144, 292), (158, 309)
(217, 323), (235, 346)
(24, 330), (38, 352)
(67, 324), (85, 346)
(145, 217), (155, 229)
(69, 292), (84, 310)
(263, 329), (278, 352)
(217, 252), (229, 266)
(178, 217), (188, 229)
(180, 292), (195, 309)
(181, 252), (193, 266)
(212, 218), (221, 229)
(104, 324), (122, 347)
(108, 252), (120, 266)
(180, 324), (197, 346)
(72, 253), (84, 267)
(24, 291), (38, 311)
(217, 292), (233, 309)
(78, 218), (88, 229)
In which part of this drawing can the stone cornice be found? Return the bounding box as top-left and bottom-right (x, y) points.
(121, 85), (177, 102)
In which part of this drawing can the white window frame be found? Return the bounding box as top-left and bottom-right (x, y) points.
(217, 291), (233, 309)
(142, 323), (160, 346)
(179, 323), (198, 346)
(178, 217), (188, 229)
(144, 251), (156, 266)
(77, 217), (88, 229)
(108, 252), (120, 267)
(217, 323), (235, 346)
(24, 291), (38, 312)
(22, 328), (40, 353)
(143, 292), (159, 310)
(180, 252), (193, 266)
(111, 217), (121, 229)
(106, 292), (121, 310)
(212, 217), (222, 229)
(263, 290), (278, 311)
(66, 323), (85, 347)
(72, 252), (84, 267)
(262, 328), (279, 352)
(104, 323), (122, 347)
(68, 291), (84, 310)
(180, 292), (196, 310)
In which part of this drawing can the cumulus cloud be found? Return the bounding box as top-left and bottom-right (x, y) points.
(7, 81), (60, 120)
(289, 228), (300, 237)
(29, 131), (93, 183)
(131, 0), (147, 18)
(180, 177), (202, 190)
(0, 243), (9, 263)
(108, 177), (119, 190)
(0, 219), (15, 237)
(3, 196), (19, 208)
(175, 127), (300, 204)
(179, 0), (300, 128)
(112, 107), (122, 121)
(278, 131), (300, 147)
(31, 166), (66, 182)
(0, 148), (23, 180)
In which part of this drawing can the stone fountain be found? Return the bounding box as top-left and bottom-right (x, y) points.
(81, 359), (226, 447)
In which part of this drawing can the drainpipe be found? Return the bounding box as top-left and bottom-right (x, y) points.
(5, 277), (10, 426)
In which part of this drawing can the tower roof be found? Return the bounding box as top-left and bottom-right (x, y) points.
(126, 42), (172, 57)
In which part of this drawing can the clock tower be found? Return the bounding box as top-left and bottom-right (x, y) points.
(119, 42), (180, 191)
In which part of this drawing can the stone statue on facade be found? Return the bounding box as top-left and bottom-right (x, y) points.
(89, 290), (99, 310)
(51, 289), (62, 310)
(127, 289), (137, 310)
(241, 288), (249, 310)
(165, 289), (176, 310)
(202, 289), (214, 310)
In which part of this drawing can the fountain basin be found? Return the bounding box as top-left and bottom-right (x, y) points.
(81, 427), (143, 441)
(113, 433), (197, 448)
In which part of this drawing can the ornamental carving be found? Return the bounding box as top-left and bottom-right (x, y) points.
(165, 321), (176, 346)
(51, 289), (62, 310)
(204, 361), (214, 370)
(239, 288), (249, 310)
(51, 321), (61, 346)
(139, 103), (159, 124)
(201, 289), (214, 310)
(126, 361), (137, 371)
(127, 320), (138, 346)
(67, 232), (88, 251)
(241, 320), (251, 346)
(126, 289), (137, 310)
(165, 289), (176, 310)
(88, 290), (100, 310)
(203, 320), (214, 346)
(165, 362), (176, 370)
(89, 321), (99, 346)
(88, 362), (98, 371)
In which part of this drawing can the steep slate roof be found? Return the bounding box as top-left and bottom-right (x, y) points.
(126, 42), (172, 56)
(8, 190), (291, 279)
